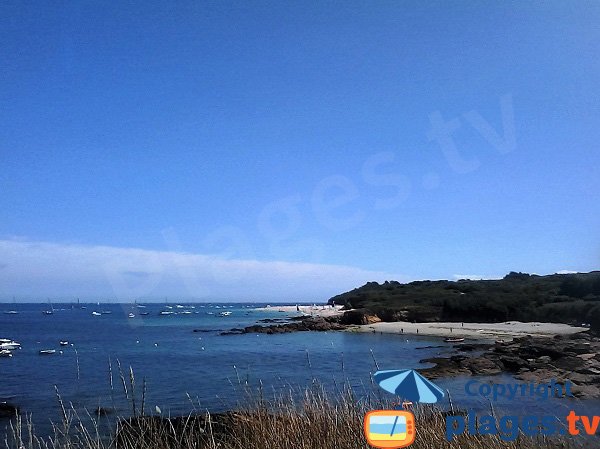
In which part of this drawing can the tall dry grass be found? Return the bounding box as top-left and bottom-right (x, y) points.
(3, 364), (577, 449)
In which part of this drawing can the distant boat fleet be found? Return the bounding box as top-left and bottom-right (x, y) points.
(1, 337), (75, 358)
(2, 302), (247, 321)
(0, 339), (21, 357)
(1, 303), (247, 360)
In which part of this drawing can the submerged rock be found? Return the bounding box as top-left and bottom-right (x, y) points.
(95, 406), (114, 416)
(0, 402), (19, 418)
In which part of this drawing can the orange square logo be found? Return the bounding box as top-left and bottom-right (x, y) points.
(364, 410), (416, 448)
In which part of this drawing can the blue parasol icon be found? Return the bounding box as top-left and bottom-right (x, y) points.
(373, 369), (445, 404)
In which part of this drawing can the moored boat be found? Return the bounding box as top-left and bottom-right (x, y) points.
(444, 337), (465, 343)
(39, 349), (56, 355)
(0, 339), (21, 350)
(0, 349), (13, 358)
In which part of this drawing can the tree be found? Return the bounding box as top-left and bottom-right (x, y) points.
(586, 305), (600, 331)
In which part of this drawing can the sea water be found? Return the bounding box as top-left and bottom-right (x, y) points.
(0, 303), (597, 438)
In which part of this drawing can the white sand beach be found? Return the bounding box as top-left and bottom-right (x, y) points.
(352, 320), (589, 340)
(254, 304), (345, 318)
(254, 306), (589, 340)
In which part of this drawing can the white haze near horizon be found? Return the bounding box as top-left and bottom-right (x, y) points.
(0, 239), (407, 302)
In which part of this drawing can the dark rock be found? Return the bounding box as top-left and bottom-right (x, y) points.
(575, 367), (600, 376)
(0, 402), (19, 419)
(95, 407), (114, 416)
(466, 357), (503, 376)
(553, 356), (586, 371)
(569, 332), (592, 341)
(339, 310), (380, 325)
(455, 343), (493, 352)
(422, 332), (600, 395)
(222, 317), (346, 336)
(564, 343), (593, 354)
(499, 356), (530, 372)
(375, 309), (408, 322)
(415, 345), (445, 350)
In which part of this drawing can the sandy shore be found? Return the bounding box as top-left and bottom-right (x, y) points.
(253, 305), (589, 340)
(352, 320), (589, 340)
(254, 304), (345, 318)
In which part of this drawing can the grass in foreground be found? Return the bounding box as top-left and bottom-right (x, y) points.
(5, 385), (577, 449)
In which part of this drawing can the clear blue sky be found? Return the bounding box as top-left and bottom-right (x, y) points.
(1, 2), (599, 301)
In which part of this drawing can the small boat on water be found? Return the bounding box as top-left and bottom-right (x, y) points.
(140, 312), (149, 316)
(92, 311), (101, 316)
(43, 299), (54, 315)
(159, 311), (174, 315)
(59, 341), (69, 346)
(219, 311), (232, 317)
(0, 349), (13, 358)
(128, 313), (135, 318)
(444, 337), (465, 343)
(0, 339), (21, 350)
(4, 311), (18, 315)
(39, 349), (56, 355)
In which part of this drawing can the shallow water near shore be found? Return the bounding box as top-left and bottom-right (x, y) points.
(1, 303), (598, 438)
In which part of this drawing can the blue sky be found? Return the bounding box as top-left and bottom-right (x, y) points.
(1, 2), (599, 301)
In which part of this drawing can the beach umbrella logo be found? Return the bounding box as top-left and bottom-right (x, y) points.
(373, 369), (444, 404)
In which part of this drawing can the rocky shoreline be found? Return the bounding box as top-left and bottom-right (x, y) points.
(420, 331), (600, 398)
(220, 316), (346, 335)
(221, 312), (599, 398)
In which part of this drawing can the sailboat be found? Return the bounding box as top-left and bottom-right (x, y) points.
(4, 297), (18, 314)
(43, 299), (54, 315)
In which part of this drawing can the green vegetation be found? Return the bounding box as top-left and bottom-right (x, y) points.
(329, 271), (600, 329)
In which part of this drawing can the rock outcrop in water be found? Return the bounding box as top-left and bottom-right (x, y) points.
(221, 316), (346, 335)
(420, 331), (600, 398)
(0, 402), (19, 418)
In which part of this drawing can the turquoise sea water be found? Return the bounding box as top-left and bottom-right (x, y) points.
(1, 303), (598, 438)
